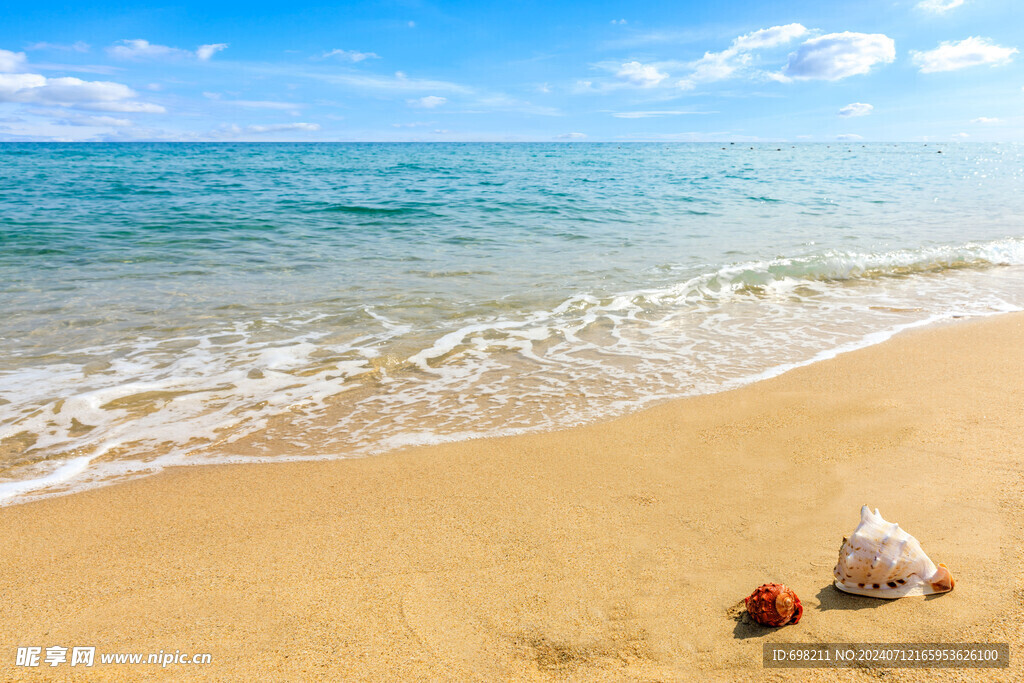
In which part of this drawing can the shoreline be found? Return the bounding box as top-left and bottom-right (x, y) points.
(3, 306), (1018, 509)
(1, 312), (1022, 680)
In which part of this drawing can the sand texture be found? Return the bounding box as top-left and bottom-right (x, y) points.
(1, 313), (1022, 681)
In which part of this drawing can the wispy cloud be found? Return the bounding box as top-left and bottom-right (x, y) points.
(612, 110), (716, 118)
(838, 102), (873, 117)
(55, 112), (133, 127)
(577, 60), (671, 92)
(911, 37), (1017, 73)
(319, 49), (380, 62)
(78, 100), (165, 113)
(31, 62), (123, 75)
(108, 39), (228, 62)
(732, 24), (809, 51)
(614, 131), (758, 142)
(213, 122), (320, 138)
(314, 70), (472, 94)
(555, 132), (586, 139)
(599, 27), (711, 50)
(243, 122), (318, 133)
(204, 93), (304, 110)
(916, 0), (965, 13)
(196, 44), (228, 61)
(25, 41), (90, 53)
(971, 116), (1001, 123)
(228, 100), (300, 110)
(408, 95), (446, 108)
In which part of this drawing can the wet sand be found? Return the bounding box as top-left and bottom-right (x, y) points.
(1, 313), (1022, 681)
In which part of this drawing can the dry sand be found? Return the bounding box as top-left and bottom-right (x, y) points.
(1, 313), (1022, 681)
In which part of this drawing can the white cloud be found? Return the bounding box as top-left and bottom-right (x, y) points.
(316, 71), (471, 94)
(196, 43), (228, 61)
(616, 61), (668, 87)
(555, 132), (587, 139)
(25, 41), (90, 53)
(0, 49), (27, 73)
(762, 71), (792, 83)
(108, 39), (228, 62)
(916, 0), (965, 12)
(952, 132), (969, 138)
(222, 99), (303, 110)
(80, 100), (166, 113)
(678, 23), (807, 89)
(610, 19), (627, 25)
(911, 37), (1018, 73)
(29, 76), (134, 103)
(321, 49), (380, 62)
(247, 123), (318, 133)
(684, 50), (748, 86)
(612, 110), (714, 118)
(0, 72), (165, 112)
(614, 131), (751, 142)
(838, 102), (873, 117)
(58, 113), (133, 127)
(783, 33), (895, 80)
(836, 133), (864, 141)
(0, 73), (126, 102)
(216, 122), (320, 137)
(971, 116), (1001, 123)
(408, 95), (446, 108)
(732, 24), (809, 51)
(108, 39), (187, 60)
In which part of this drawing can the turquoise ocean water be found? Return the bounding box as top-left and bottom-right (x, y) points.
(2, 142), (1023, 503)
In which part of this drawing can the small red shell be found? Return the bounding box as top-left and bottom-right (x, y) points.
(744, 583), (803, 627)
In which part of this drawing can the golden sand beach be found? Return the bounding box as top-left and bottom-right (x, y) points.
(1, 313), (1021, 681)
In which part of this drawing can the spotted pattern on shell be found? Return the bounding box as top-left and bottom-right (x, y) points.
(833, 506), (954, 599)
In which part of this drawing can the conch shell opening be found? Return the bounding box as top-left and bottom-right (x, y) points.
(833, 505), (955, 599)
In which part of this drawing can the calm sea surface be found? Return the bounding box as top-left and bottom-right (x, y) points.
(2, 142), (1023, 502)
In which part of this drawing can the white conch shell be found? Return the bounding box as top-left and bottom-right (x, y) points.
(833, 506), (954, 599)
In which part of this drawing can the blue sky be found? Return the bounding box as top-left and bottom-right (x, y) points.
(1, 0), (1021, 141)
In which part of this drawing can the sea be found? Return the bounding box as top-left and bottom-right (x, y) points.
(2, 142), (1023, 504)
